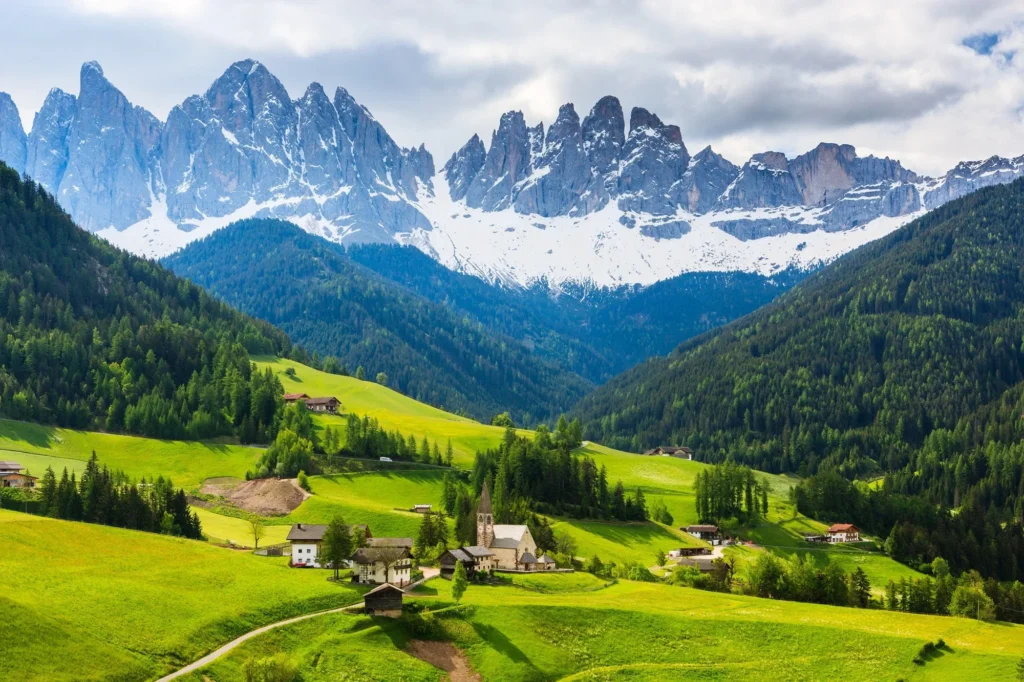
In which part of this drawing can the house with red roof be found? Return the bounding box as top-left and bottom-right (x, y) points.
(826, 523), (860, 543)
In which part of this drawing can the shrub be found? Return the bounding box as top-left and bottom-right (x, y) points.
(297, 470), (311, 492)
(242, 654), (296, 682)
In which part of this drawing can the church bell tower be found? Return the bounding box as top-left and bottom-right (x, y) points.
(477, 481), (494, 547)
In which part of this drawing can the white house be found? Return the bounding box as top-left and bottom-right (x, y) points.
(288, 523), (327, 567)
(826, 524), (861, 543)
(351, 546), (412, 586)
(685, 525), (722, 545)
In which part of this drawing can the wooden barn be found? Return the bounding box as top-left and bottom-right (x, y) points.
(363, 583), (404, 617)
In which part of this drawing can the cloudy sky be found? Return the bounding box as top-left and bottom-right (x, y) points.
(3, 0), (1023, 175)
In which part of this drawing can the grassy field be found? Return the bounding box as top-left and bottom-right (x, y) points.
(174, 573), (1024, 681)
(193, 507), (292, 547)
(0, 418), (261, 489)
(0, 510), (362, 682)
(255, 356), (513, 465)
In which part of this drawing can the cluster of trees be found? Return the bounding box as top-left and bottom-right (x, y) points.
(693, 461), (769, 524)
(878, 558), (1024, 623)
(34, 454), (201, 539)
(164, 219), (591, 425)
(0, 166), (294, 441)
(250, 402), (321, 478)
(336, 414), (453, 466)
(470, 422), (649, 522)
(744, 552), (873, 609)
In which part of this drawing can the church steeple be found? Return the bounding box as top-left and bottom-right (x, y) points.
(477, 481), (494, 547)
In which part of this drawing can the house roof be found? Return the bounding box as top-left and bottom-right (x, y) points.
(680, 556), (717, 572)
(305, 396), (339, 406)
(368, 537), (414, 549)
(0, 461), (22, 470)
(445, 549), (473, 563)
(287, 523), (327, 541)
(686, 525), (719, 533)
(288, 523), (369, 542)
(478, 481), (492, 515)
(463, 545), (494, 557)
(283, 393), (309, 400)
(520, 551), (538, 564)
(364, 583), (404, 597)
(352, 547), (411, 564)
(827, 523), (859, 533)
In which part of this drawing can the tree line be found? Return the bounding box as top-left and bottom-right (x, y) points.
(32, 453), (201, 539)
(470, 420), (650, 522)
(0, 165), (296, 443)
(694, 461), (769, 524)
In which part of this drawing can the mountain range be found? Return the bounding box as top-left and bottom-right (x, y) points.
(2, 60), (1023, 290)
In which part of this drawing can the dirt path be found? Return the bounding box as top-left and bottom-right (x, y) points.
(153, 599), (362, 681)
(407, 640), (482, 682)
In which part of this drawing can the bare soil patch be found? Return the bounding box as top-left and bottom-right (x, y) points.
(200, 477), (309, 515)
(406, 640), (481, 682)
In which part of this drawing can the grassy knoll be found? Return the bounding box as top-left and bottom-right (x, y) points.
(0, 510), (361, 682)
(193, 507), (291, 547)
(175, 573), (1024, 681)
(180, 611), (443, 682)
(255, 356), (513, 464)
(0, 418), (260, 489)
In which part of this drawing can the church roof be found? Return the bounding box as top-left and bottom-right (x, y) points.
(478, 481), (492, 515)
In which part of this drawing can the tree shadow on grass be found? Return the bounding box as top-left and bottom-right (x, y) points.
(470, 621), (542, 675)
(0, 419), (55, 449)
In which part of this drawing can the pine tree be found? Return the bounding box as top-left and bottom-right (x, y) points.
(452, 560), (469, 603)
(445, 439), (454, 467)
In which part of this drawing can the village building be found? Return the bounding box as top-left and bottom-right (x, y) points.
(668, 547), (711, 559)
(0, 461), (36, 489)
(413, 504), (432, 513)
(826, 524), (861, 543)
(283, 392), (310, 404)
(287, 522), (371, 567)
(475, 482), (540, 570)
(642, 446), (693, 460)
(363, 583), (404, 617)
(678, 555), (718, 573)
(439, 545), (495, 578)
(685, 524), (722, 545)
(520, 552), (558, 571)
(305, 396), (341, 414)
(351, 546), (412, 586)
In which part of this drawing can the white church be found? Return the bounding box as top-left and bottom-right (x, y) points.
(475, 482), (554, 571)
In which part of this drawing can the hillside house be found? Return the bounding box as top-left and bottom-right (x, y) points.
(685, 525), (722, 544)
(283, 393), (310, 404)
(440, 545), (495, 578)
(476, 482), (540, 570)
(0, 461), (22, 475)
(351, 546), (412, 586)
(1, 472), (37, 488)
(826, 524), (860, 543)
(643, 446), (693, 460)
(363, 583), (404, 617)
(287, 522), (371, 567)
(413, 504), (432, 513)
(305, 396), (341, 414)
(669, 547), (711, 558)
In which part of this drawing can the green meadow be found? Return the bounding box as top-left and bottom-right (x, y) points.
(0, 418), (261, 489)
(173, 573), (1024, 681)
(0, 510), (362, 682)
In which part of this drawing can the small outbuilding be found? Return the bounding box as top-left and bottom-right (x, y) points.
(363, 583), (404, 617)
(305, 396), (341, 414)
(283, 392), (310, 403)
(642, 446), (693, 460)
(413, 504), (433, 513)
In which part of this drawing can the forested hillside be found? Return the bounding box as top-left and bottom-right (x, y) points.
(576, 177), (1024, 476)
(351, 244), (803, 382)
(0, 163), (291, 441)
(164, 219), (590, 424)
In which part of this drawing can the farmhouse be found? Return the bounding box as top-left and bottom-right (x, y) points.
(351, 546), (412, 586)
(363, 583), (404, 617)
(476, 482), (540, 570)
(305, 396), (341, 414)
(413, 504), (432, 513)
(440, 545), (495, 578)
(642, 446), (693, 460)
(287, 522), (371, 567)
(0, 462), (36, 489)
(826, 523), (861, 543)
(685, 524), (722, 544)
(283, 392), (310, 403)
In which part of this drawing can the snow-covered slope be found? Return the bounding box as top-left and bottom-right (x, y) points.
(402, 173), (924, 288)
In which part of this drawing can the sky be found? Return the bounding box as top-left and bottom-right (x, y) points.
(2, 0), (1023, 176)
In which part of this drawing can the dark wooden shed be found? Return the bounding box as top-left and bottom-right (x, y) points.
(363, 583), (404, 617)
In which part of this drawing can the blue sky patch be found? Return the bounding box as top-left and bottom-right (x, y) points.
(962, 32), (1000, 56)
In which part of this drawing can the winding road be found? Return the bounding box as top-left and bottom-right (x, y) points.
(155, 570), (439, 681)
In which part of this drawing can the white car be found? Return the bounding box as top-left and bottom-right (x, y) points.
(379, 457), (393, 462)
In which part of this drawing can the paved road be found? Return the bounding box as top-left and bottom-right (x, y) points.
(155, 573), (440, 681)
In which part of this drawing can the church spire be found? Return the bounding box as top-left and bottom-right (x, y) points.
(478, 480), (492, 515)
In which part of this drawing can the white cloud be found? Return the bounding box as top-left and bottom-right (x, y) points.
(4, 0), (1022, 175)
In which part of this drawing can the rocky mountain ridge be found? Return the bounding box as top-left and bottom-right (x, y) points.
(1, 59), (1023, 287)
